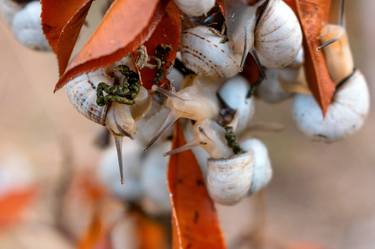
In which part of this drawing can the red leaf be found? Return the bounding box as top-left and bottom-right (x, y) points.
(41, 0), (94, 75)
(168, 123), (226, 249)
(55, 0), (169, 92)
(242, 54), (263, 86)
(0, 188), (37, 229)
(134, 212), (168, 249)
(293, 0), (335, 114)
(135, 2), (181, 89)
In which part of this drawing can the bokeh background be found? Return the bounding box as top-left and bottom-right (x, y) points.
(0, 1), (374, 248)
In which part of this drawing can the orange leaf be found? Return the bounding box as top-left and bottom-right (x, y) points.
(135, 2), (181, 89)
(41, 0), (94, 75)
(55, 0), (169, 92)
(77, 211), (112, 249)
(293, 0), (335, 114)
(168, 123), (226, 249)
(134, 212), (168, 249)
(0, 187), (37, 229)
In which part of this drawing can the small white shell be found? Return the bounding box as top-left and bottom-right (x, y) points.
(97, 140), (143, 201)
(181, 26), (241, 78)
(174, 0), (215, 17)
(65, 69), (112, 126)
(167, 67), (184, 91)
(256, 69), (294, 103)
(293, 70), (370, 142)
(11, 1), (50, 51)
(240, 138), (272, 194)
(206, 151), (253, 205)
(0, 0), (22, 25)
(218, 75), (255, 134)
(255, 0), (302, 68)
(141, 141), (172, 215)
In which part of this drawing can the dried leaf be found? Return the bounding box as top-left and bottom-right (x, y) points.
(135, 2), (181, 89)
(293, 0), (335, 114)
(41, 0), (94, 74)
(55, 0), (168, 92)
(0, 188), (37, 228)
(77, 211), (112, 249)
(168, 123), (226, 249)
(134, 212), (168, 249)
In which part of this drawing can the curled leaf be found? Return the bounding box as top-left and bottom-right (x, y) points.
(168, 123), (226, 249)
(55, 0), (168, 92)
(135, 2), (181, 89)
(293, 0), (335, 114)
(41, 0), (94, 74)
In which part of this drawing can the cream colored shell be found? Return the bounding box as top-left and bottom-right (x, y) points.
(0, 0), (21, 24)
(174, 0), (215, 17)
(293, 70), (370, 142)
(206, 151), (254, 205)
(11, 1), (50, 51)
(181, 26), (241, 78)
(255, 0), (302, 68)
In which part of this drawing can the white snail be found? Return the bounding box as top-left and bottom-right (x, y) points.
(66, 60), (152, 183)
(141, 141), (172, 215)
(218, 75), (255, 134)
(167, 119), (254, 205)
(240, 138), (272, 194)
(0, 0), (22, 24)
(146, 76), (221, 149)
(97, 140), (144, 202)
(293, 70), (369, 142)
(293, 23), (370, 142)
(254, 0), (302, 68)
(166, 67), (184, 91)
(11, 1), (50, 51)
(174, 0), (215, 17)
(256, 68), (295, 103)
(181, 26), (241, 78)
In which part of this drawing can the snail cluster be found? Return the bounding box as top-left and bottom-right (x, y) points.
(59, 0), (370, 206)
(0, 0), (50, 51)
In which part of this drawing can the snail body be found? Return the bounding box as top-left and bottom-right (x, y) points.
(174, 0), (215, 17)
(11, 1), (50, 51)
(293, 70), (369, 142)
(181, 26), (241, 78)
(255, 0), (302, 68)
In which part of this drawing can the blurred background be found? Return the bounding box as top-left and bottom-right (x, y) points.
(0, 1), (374, 249)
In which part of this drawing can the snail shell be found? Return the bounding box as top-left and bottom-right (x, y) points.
(174, 0), (215, 17)
(255, 0), (302, 68)
(240, 138), (272, 194)
(97, 140), (144, 201)
(206, 151), (254, 205)
(11, 1), (50, 51)
(65, 69), (112, 126)
(0, 0), (22, 24)
(293, 70), (370, 142)
(141, 141), (172, 215)
(181, 26), (241, 78)
(218, 75), (255, 134)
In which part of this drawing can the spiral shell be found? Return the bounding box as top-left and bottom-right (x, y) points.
(11, 1), (50, 51)
(293, 70), (370, 142)
(65, 69), (112, 125)
(181, 26), (241, 78)
(255, 0), (302, 68)
(174, 0), (215, 17)
(206, 151), (254, 205)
